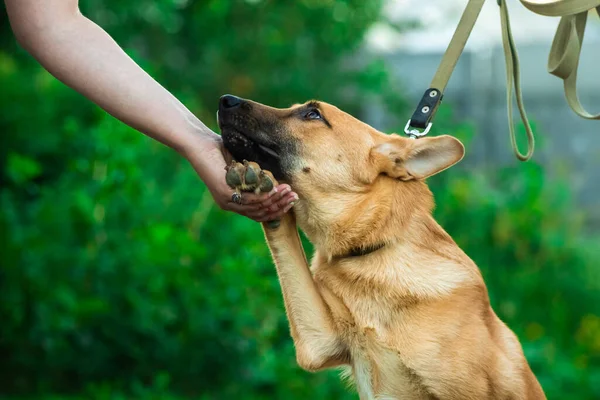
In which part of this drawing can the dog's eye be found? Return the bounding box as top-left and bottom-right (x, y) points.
(305, 109), (322, 120)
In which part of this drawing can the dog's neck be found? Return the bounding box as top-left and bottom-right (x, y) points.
(294, 177), (455, 260)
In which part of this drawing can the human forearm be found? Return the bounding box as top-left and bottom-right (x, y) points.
(5, 0), (299, 221)
(6, 2), (217, 156)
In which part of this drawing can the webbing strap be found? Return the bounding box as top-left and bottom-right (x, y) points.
(499, 0), (536, 160)
(430, 0), (486, 92)
(408, 0), (536, 161)
(407, 0), (485, 132)
(548, 7), (600, 120)
(521, 0), (600, 16)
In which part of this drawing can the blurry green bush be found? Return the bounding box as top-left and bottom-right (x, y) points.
(1, 0), (599, 399)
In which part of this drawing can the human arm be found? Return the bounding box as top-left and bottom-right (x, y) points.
(4, 0), (297, 221)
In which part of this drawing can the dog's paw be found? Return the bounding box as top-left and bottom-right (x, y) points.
(225, 160), (278, 194)
(225, 160), (281, 229)
(225, 161), (246, 189)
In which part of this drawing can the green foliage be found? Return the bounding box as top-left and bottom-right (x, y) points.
(1, 0), (599, 399)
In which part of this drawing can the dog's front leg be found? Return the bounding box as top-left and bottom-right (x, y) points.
(262, 213), (348, 372)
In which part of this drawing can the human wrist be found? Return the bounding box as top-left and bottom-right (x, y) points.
(178, 124), (222, 159)
(181, 128), (230, 192)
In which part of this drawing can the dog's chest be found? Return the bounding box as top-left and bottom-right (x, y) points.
(350, 352), (376, 400)
(315, 284), (429, 399)
(343, 336), (432, 400)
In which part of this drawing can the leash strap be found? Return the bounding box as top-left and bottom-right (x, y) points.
(406, 0), (536, 161)
(547, 7), (600, 120)
(521, 0), (600, 16)
(499, 0), (535, 160)
(406, 0), (486, 136)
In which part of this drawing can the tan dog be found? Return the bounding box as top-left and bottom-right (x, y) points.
(217, 94), (546, 399)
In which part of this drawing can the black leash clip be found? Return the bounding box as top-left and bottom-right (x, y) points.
(404, 88), (443, 139)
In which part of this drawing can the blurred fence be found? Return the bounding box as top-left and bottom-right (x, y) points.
(370, 40), (600, 229)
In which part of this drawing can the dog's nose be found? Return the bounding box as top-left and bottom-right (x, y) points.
(220, 94), (242, 109)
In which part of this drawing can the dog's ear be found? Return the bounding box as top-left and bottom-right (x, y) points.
(371, 135), (464, 181)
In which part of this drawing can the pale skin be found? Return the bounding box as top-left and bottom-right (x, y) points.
(4, 0), (298, 222)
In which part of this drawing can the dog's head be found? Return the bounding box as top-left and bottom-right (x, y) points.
(218, 94), (464, 195)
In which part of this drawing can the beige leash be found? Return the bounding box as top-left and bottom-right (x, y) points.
(405, 0), (600, 161)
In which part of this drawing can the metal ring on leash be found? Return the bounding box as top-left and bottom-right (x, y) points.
(404, 120), (432, 139)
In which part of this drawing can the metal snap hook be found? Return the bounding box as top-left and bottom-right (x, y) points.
(404, 120), (432, 139)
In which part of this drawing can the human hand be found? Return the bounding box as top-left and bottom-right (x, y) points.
(219, 181), (298, 222)
(184, 135), (299, 222)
